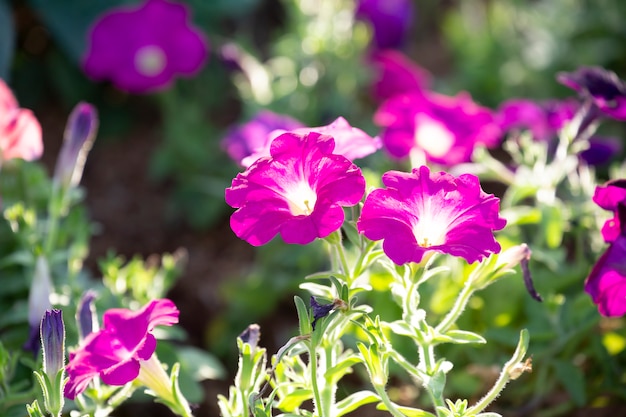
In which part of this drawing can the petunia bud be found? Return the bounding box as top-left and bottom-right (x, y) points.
(41, 309), (65, 377)
(75, 290), (98, 341)
(53, 102), (98, 189)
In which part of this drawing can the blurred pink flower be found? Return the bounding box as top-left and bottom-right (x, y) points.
(374, 92), (501, 166)
(592, 179), (626, 243)
(496, 98), (577, 141)
(355, 0), (415, 50)
(221, 110), (304, 167)
(225, 132), (366, 246)
(357, 166), (506, 265)
(368, 50), (431, 102)
(83, 0), (208, 94)
(0, 79), (43, 162)
(64, 299), (179, 399)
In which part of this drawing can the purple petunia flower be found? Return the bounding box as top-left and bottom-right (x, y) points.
(557, 66), (626, 121)
(64, 299), (179, 399)
(580, 136), (622, 166)
(221, 110), (304, 167)
(83, 0), (208, 94)
(585, 201), (626, 317)
(357, 166), (506, 265)
(374, 92), (501, 166)
(592, 179), (626, 243)
(496, 98), (577, 141)
(225, 132), (366, 246)
(355, 0), (415, 50)
(367, 50), (431, 102)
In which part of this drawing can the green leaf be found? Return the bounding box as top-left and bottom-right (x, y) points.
(441, 330), (487, 345)
(294, 295), (312, 336)
(176, 346), (226, 380)
(325, 356), (362, 386)
(335, 390), (379, 417)
(552, 359), (586, 407)
(0, 0), (14, 80)
(376, 403), (436, 417)
(275, 388), (312, 412)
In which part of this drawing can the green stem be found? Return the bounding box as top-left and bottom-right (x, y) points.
(417, 343), (445, 413)
(308, 341), (326, 417)
(435, 279), (475, 334)
(372, 384), (407, 417)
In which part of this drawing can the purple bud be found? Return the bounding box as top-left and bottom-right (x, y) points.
(76, 290), (98, 341)
(41, 309), (65, 376)
(238, 324), (261, 350)
(53, 102), (98, 188)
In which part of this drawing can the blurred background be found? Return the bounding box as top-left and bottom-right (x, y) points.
(2, 0), (626, 416)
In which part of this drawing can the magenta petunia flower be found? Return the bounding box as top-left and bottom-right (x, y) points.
(496, 98), (577, 141)
(225, 132), (366, 246)
(0, 79), (43, 163)
(374, 92), (501, 166)
(355, 0), (415, 50)
(585, 212), (626, 317)
(592, 179), (626, 243)
(367, 50), (431, 102)
(557, 66), (626, 121)
(64, 299), (179, 399)
(221, 110), (304, 167)
(83, 0), (208, 94)
(357, 166), (506, 265)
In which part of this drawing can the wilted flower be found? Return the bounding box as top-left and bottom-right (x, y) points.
(496, 98), (577, 141)
(357, 166), (506, 265)
(592, 179), (626, 243)
(83, 0), (208, 93)
(367, 50), (431, 102)
(374, 92), (501, 166)
(0, 79), (42, 163)
(557, 66), (626, 121)
(355, 0), (415, 50)
(585, 207), (626, 317)
(225, 132), (366, 246)
(64, 298), (179, 399)
(221, 110), (304, 167)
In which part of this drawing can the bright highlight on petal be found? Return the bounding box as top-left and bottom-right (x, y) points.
(285, 181), (318, 216)
(357, 166), (506, 265)
(134, 45), (167, 77)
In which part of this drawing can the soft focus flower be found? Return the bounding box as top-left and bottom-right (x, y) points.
(83, 0), (208, 94)
(272, 117), (382, 161)
(0, 79), (43, 163)
(221, 110), (304, 167)
(355, 0), (415, 50)
(76, 290), (98, 341)
(225, 132), (366, 246)
(557, 66), (626, 120)
(580, 136), (622, 166)
(367, 50), (431, 102)
(357, 166), (506, 265)
(25, 256), (53, 354)
(374, 92), (501, 166)
(53, 102), (98, 189)
(64, 299), (179, 399)
(585, 209), (626, 317)
(496, 98), (576, 141)
(592, 179), (626, 243)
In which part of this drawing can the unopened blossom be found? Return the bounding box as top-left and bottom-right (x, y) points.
(374, 92), (501, 166)
(367, 50), (431, 102)
(271, 117), (382, 161)
(0, 79), (42, 163)
(585, 210), (626, 317)
(355, 0), (415, 50)
(221, 110), (304, 167)
(496, 98), (577, 141)
(225, 132), (366, 246)
(64, 298), (179, 399)
(83, 0), (208, 93)
(557, 66), (626, 121)
(592, 179), (626, 243)
(357, 166), (506, 265)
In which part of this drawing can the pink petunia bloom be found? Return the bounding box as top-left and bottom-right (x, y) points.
(64, 299), (179, 399)
(0, 80), (43, 162)
(557, 66), (626, 121)
(374, 92), (502, 166)
(221, 110), (304, 167)
(496, 98), (577, 141)
(357, 165), (506, 265)
(585, 210), (626, 317)
(592, 179), (626, 243)
(367, 50), (431, 102)
(225, 132), (366, 246)
(83, 0), (208, 94)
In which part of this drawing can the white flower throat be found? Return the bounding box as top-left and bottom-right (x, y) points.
(285, 181), (317, 216)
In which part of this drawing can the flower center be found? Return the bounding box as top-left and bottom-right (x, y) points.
(414, 114), (455, 158)
(412, 200), (449, 247)
(285, 181), (318, 216)
(134, 45), (167, 77)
